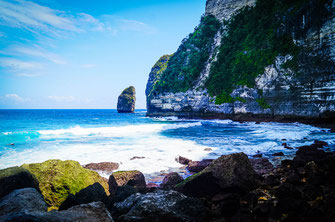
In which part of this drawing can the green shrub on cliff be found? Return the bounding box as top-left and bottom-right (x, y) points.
(155, 15), (221, 93)
(21, 159), (109, 210)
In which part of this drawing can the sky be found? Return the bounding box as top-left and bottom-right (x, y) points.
(0, 0), (207, 109)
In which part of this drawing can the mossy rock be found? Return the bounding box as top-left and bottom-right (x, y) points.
(21, 159), (109, 210)
(0, 166), (40, 198)
(112, 170), (146, 191)
(117, 86), (136, 113)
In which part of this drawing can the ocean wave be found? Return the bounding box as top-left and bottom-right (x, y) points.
(0, 131), (40, 144)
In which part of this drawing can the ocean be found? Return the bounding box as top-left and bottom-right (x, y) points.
(1, 109), (334, 181)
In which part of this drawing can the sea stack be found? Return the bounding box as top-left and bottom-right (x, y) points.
(117, 86), (136, 113)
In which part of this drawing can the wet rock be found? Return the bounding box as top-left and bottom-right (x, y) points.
(0, 202), (114, 222)
(0, 188), (47, 217)
(282, 143), (294, 149)
(117, 86), (136, 113)
(112, 171), (146, 192)
(108, 175), (118, 196)
(59, 182), (108, 211)
(83, 162), (119, 172)
(253, 153), (263, 158)
(175, 156), (191, 165)
(21, 159), (109, 210)
(186, 159), (213, 173)
(0, 166), (40, 199)
(110, 185), (137, 204)
(313, 140), (328, 148)
(272, 152), (284, 156)
(114, 190), (209, 222)
(249, 158), (274, 176)
(160, 172), (183, 190)
(204, 148), (213, 151)
(130, 156), (145, 161)
(177, 153), (259, 198)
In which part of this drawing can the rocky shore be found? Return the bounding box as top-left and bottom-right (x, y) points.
(1, 140), (334, 221)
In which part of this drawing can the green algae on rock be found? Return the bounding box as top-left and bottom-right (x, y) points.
(117, 86), (136, 113)
(21, 159), (109, 210)
(112, 170), (146, 191)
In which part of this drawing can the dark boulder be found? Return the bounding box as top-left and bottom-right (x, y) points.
(175, 156), (191, 165)
(117, 86), (136, 113)
(108, 175), (118, 196)
(59, 182), (108, 211)
(111, 171), (146, 192)
(114, 190), (209, 222)
(186, 159), (213, 173)
(0, 188), (47, 217)
(249, 158), (274, 176)
(110, 185), (137, 204)
(160, 172), (183, 190)
(272, 152), (284, 156)
(177, 153), (259, 199)
(0, 166), (40, 199)
(83, 162), (119, 172)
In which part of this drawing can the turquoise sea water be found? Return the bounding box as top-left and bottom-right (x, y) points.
(1, 109), (334, 178)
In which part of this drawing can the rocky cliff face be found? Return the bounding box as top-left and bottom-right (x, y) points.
(146, 0), (335, 122)
(117, 86), (136, 113)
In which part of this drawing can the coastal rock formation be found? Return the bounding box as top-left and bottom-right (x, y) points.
(21, 159), (109, 210)
(83, 162), (119, 172)
(114, 190), (210, 222)
(0, 166), (40, 199)
(160, 172), (183, 190)
(117, 86), (136, 113)
(176, 153), (258, 198)
(111, 170), (146, 192)
(146, 0), (335, 123)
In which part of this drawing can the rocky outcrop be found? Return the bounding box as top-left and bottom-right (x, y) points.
(117, 86), (136, 113)
(83, 162), (119, 172)
(176, 153), (259, 198)
(110, 170), (146, 192)
(114, 190), (210, 222)
(160, 172), (183, 190)
(146, 0), (335, 123)
(0, 166), (40, 199)
(21, 159), (109, 210)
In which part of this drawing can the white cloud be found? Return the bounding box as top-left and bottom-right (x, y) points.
(48, 96), (76, 102)
(117, 19), (157, 34)
(0, 58), (44, 70)
(0, 0), (113, 36)
(16, 72), (42, 77)
(0, 94), (30, 103)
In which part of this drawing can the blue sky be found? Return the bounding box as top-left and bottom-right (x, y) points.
(0, 0), (206, 109)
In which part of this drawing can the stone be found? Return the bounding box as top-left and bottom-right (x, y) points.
(117, 86), (136, 113)
(0, 202), (114, 222)
(114, 190), (209, 222)
(21, 159), (109, 210)
(108, 175), (118, 196)
(0, 188), (47, 217)
(110, 185), (137, 204)
(59, 182), (108, 211)
(130, 156), (145, 161)
(175, 156), (191, 165)
(273, 152), (284, 156)
(160, 172), (183, 190)
(83, 162), (119, 172)
(186, 159), (213, 173)
(112, 171), (146, 192)
(204, 148), (213, 151)
(249, 158), (274, 176)
(0, 166), (40, 199)
(177, 153), (259, 198)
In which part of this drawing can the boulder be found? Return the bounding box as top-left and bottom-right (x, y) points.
(21, 159), (109, 210)
(175, 156), (191, 165)
(0, 202), (114, 222)
(0, 166), (40, 199)
(59, 182), (108, 211)
(160, 172), (183, 190)
(273, 152), (284, 156)
(110, 185), (137, 204)
(249, 158), (274, 176)
(108, 175), (118, 196)
(117, 86), (136, 113)
(186, 159), (213, 173)
(111, 171), (146, 192)
(0, 188), (47, 217)
(114, 190), (209, 222)
(177, 153), (259, 198)
(83, 162), (119, 172)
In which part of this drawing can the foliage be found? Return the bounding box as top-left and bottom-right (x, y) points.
(206, 0), (332, 104)
(22, 159), (109, 210)
(154, 15), (221, 93)
(256, 98), (271, 109)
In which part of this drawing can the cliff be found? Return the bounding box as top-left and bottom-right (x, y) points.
(146, 0), (335, 123)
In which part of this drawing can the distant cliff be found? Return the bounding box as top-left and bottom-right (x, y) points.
(146, 0), (335, 123)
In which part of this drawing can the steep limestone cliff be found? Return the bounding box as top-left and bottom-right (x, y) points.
(146, 0), (335, 123)
(117, 86), (136, 113)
